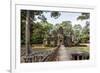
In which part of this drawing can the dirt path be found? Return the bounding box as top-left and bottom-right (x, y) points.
(58, 45), (71, 61)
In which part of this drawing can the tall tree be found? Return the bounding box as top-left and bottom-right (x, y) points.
(60, 21), (72, 36)
(77, 13), (90, 43)
(21, 10), (43, 55)
(73, 24), (82, 45)
(21, 10), (61, 55)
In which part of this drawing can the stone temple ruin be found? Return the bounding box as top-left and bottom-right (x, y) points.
(43, 27), (73, 47)
(21, 21), (89, 63)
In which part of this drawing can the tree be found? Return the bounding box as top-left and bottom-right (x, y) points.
(21, 10), (61, 53)
(51, 11), (61, 19)
(21, 10), (44, 55)
(77, 13), (90, 20)
(77, 13), (90, 43)
(80, 22), (90, 43)
(60, 21), (72, 36)
(29, 11), (61, 46)
(55, 21), (73, 46)
(21, 10), (26, 45)
(31, 21), (53, 44)
(73, 24), (82, 45)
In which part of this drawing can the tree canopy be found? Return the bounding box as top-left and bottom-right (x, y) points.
(21, 10), (90, 46)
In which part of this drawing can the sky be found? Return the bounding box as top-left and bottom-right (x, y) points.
(35, 11), (89, 27)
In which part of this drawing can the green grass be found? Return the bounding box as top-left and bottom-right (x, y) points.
(31, 44), (89, 52)
(66, 46), (89, 52)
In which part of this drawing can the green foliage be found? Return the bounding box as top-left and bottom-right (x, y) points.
(51, 11), (61, 19)
(30, 21), (53, 44)
(21, 10), (27, 45)
(80, 23), (89, 43)
(61, 21), (72, 36)
(77, 13), (90, 20)
(31, 35), (43, 44)
(73, 24), (82, 45)
(76, 13), (90, 44)
(21, 10), (90, 46)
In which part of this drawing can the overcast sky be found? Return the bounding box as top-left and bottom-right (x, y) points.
(36, 11), (89, 27)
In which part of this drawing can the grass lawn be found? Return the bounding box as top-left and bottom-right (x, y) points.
(65, 46), (89, 53)
(31, 44), (89, 53)
(31, 44), (55, 51)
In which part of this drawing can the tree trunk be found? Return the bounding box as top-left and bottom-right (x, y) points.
(25, 10), (30, 56)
